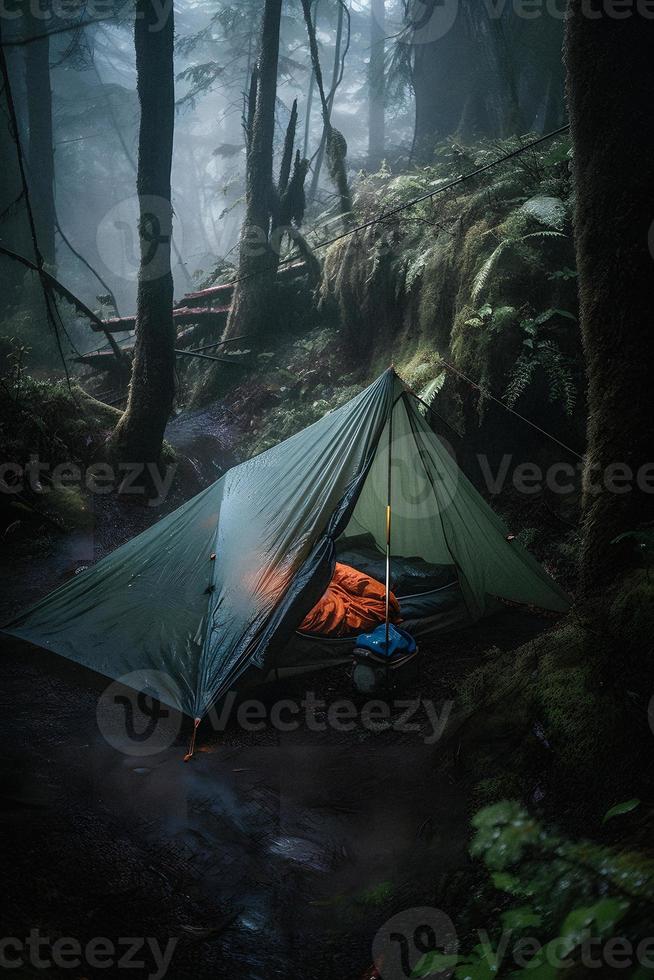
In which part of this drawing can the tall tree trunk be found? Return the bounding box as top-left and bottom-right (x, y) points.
(109, 0), (176, 469)
(486, 12), (524, 137)
(411, 5), (480, 160)
(565, 1), (654, 589)
(0, 41), (30, 310)
(223, 0), (282, 341)
(368, 0), (385, 169)
(25, 22), (55, 267)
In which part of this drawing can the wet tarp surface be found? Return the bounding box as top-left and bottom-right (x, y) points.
(3, 370), (570, 718)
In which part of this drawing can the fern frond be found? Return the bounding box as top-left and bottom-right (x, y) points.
(537, 340), (576, 416)
(471, 240), (510, 304)
(419, 372), (446, 409)
(504, 354), (536, 409)
(520, 231), (567, 243)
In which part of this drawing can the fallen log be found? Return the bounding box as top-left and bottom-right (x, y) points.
(95, 304), (230, 333)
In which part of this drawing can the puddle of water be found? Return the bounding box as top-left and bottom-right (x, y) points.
(74, 733), (470, 967)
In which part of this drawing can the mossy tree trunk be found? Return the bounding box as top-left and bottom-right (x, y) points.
(565, 0), (654, 589)
(109, 0), (176, 469)
(223, 0), (282, 342)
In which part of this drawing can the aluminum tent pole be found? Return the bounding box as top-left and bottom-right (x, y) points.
(384, 404), (393, 654)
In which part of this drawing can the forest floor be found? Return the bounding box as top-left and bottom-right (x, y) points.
(0, 389), (561, 980)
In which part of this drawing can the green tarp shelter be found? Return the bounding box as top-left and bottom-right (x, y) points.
(3, 369), (570, 719)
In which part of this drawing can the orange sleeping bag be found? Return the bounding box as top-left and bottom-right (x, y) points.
(299, 562), (401, 637)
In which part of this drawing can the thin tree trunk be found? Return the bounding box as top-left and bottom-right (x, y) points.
(564, 0), (654, 589)
(303, 0), (351, 222)
(368, 0), (385, 169)
(223, 0), (282, 341)
(303, 0), (319, 158)
(308, 0), (344, 200)
(109, 0), (176, 469)
(25, 23), (55, 267)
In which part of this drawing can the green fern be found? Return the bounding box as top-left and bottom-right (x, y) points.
(505, 340), (576, 416)
(418, 371), (446, 410)
(471, 240), (512, 304)
(538, 340), (577, 416)
(404, 251), (426, 293)
(504, 354), (537, 410)
(471, 231), (567, 304)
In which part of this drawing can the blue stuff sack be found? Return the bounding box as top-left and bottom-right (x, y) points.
(355, 623), (417, 659)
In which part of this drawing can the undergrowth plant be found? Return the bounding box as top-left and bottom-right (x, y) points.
(504, 309), (578, 417)
(471, 231), (567, 305)
(414, 801), (654, 980)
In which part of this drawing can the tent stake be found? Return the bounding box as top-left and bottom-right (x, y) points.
(183, 717), (201, 762)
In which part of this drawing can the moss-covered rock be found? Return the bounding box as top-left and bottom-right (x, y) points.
(450, 577), (653, 825)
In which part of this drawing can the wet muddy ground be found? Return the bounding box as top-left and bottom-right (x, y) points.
(0, 402), (555, 979)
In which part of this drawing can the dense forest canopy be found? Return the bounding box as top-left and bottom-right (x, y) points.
(0, 0), (566, 318)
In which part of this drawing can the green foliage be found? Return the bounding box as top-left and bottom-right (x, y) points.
(603, 800), (641, 825)
(454, 802), (654, 977)
(354, 881), (393, 906)
(515, 527), (539, 550)
(176, 62), (224, 108)
(0, 337), (118, 535)
(503, 310), (577, 417)
(418, 371), (446, 408)
(520, 196), (567, 231)
(471, 232), (567, 305)
(321, 135), (579, 445)
(0, 376), (107, 465)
